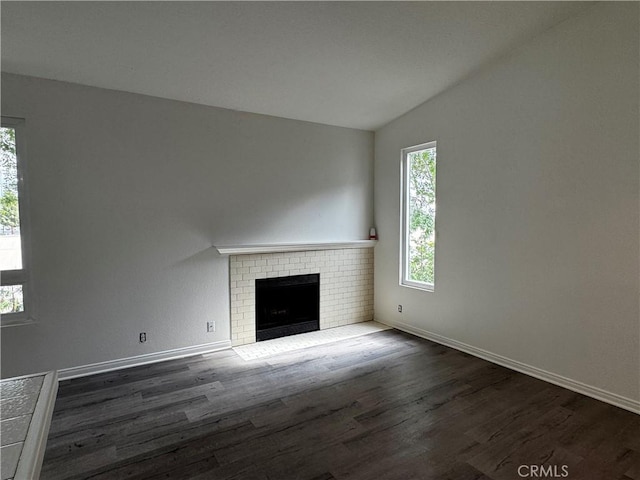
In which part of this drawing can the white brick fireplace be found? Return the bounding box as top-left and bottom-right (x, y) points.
(215, 241), (375, 346)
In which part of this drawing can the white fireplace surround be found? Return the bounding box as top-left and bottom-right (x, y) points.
(215, 241), (376, 346)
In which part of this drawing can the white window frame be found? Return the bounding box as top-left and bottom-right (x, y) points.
(400, 141), (436, 292)
(1, 116), (33, 327)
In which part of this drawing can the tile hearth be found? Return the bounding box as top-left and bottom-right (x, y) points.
(233, 321), (390, 361)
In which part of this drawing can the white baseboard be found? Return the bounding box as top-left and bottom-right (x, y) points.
(378, 318), (640, 415)
(58, 340), (232, 381)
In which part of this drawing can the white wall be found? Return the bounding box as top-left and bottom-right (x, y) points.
(374, 3), (639, 403)
(0, 74), (373, 377)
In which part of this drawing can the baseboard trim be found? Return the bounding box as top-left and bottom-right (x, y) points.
(58, 340), (232, 381)
(378, 318), (640, 415)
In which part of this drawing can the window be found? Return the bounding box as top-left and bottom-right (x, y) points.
(401, 141), (436, 291)
(1, 117), (30, 325)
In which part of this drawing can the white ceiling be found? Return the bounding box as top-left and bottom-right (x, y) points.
(2, 2), (591, 131)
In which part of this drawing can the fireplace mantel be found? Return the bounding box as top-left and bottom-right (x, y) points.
(214, 240), (376, 256)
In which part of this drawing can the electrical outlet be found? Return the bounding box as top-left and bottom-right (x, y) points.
(398, 305), (403, 313)
(139, 332), (147, 343)
(207, 321), (216, 333)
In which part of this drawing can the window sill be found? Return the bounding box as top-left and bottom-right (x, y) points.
(1, 316), (36, 328)
(400, 281), (434, 292)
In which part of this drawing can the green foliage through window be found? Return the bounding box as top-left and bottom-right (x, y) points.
(1, 124), (25, 314)
(1, 191), (20, 233)
(407, 146), (436, 285)
(0, 285), (24, 314)
(0, 127), (20, 235)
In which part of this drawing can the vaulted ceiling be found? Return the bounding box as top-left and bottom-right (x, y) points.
(2, 2), (591, 130)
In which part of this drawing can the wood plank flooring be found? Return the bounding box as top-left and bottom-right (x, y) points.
(42, 329), (640, 479)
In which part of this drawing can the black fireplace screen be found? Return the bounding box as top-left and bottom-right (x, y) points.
(255, 273), (320, 341)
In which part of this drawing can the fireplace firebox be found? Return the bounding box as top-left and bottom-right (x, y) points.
(255, 273), (320, 341)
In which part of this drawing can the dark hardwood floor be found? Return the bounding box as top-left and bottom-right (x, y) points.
(42, 329), (640, 480)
